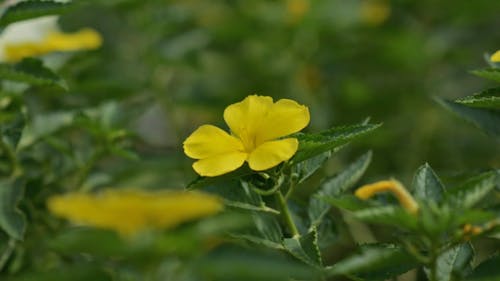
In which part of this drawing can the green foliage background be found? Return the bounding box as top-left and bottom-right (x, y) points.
(0, 0), (499, 280)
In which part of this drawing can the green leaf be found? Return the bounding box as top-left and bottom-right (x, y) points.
(446, 171), (497, 208)
(471, 68), (500, 83)
(0, 58), (67, 90)
(0, 178), (25, 240)
(292, 123), (381, 163)
(187, 165), (253, 190)
(308, 152), (372, 228)
(4, 264), (111, 281)
(283, 228), (323, 267)
(412, 163), (445, 204)
(468, 253), (500, 281)
(321, 194), (370, 212)
(230, 234), (284, 250)
(0, 0), (70, 28)
(455, 87), (500, 109)
(326, 244), (417, 280)
(426, 243), (474, 281)
(18, 110), (75, 149)
(353, 206), (419, 231)
(437, 98), (500, 138)
(292, 151), (331, 184)
(195, 247), (321, 281)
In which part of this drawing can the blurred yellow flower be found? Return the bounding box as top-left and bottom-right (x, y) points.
(491, 50), (500, 63)
(183, 95), (310, 177)
(0, 16), (102, 62)
(286, 0), (310, 24)
(355, 179), (419, 214)
(47, 189), (223, 236)
(360, 0), (391, 26)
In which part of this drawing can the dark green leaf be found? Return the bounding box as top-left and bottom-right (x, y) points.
(292, 123), (381, 163)
(187, 165), (253, 190)
(412, 163), (445, 204)
(446, 171), (497, 208)
(292, 151), (331, 184)
(230, 234), (284, 250)
(4, 264), (111, 281)
(455, 87), (500, 109)
(321, 194), (371, 212)
(437, 98), (500, 138)
(195, 247), (321, 281)
(326, 244), (417, 280)
(0, 178), (25, 240)
(18, 110), (75, 148)
(468, 253), (500, 281)
(0, 0), (70, 28)
(471, 68), (500, 83)
(283, 227), (323, 267)
(308, 152), (372, 228)
(0, 58), (67, 90)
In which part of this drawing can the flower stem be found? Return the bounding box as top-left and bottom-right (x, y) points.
(275, 190), (299, 237)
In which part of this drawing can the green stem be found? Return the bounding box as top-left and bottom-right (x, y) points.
(0, 238), (16, 272)
(275, 191), (299, 237)
(0, 137), (22, 178)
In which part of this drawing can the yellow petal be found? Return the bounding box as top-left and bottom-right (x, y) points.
(193, 151), (248, 177)
(44, 28), (102, 51)
(183, 124), (245, 159)
(491, 50), (500, 63)
(256, 98), (310, 144)
(247, 138), (298, 171)
(223, 95), (273, 151)
(47, 190), (223, 236)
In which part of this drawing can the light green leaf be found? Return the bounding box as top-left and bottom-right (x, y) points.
(230, 234), (284, 250)
(283, 228), (323, 267)
(308, 152), (372, 228)
(18, 111), (75, 149)
(0, 58), (67, 90)
(0, 178), (25, 240)
(446, 171), (497, 208)
(292, 123), (381, 163)
(455, 87), (500, 109)
(412, 163), (445, 203)
(437, 98), (500, 138)
(326, 244), (417, 280)
(468, 253), (500, 281)
(425, 243), (474, 281)
(0, 0), (70, 28)
(471, 68), (500, 83)
(353, 206), (419, 231)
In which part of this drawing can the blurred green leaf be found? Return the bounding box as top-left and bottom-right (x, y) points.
(283, 227), (323, 267)
(326, 244), (417, 280)
(353, 206), (419, 231)
(5, 264), (111, 281)
(321, 194), (371, 212)
(292, 123), (381, 164)
(437, 98), (500, 138)
(455, 87), (500, 109)
(0, 0), (69, 29)
(412, 163), (446, 204)
(0, 58), (67, 90)
(308, 152), (372, 228)
(188, 166), (253, 190)
(471, 68), (500, 83)
(18, 111), (75, 149)
(195, 247), (321, 281)
(0, 178), (25, 240)
(468, 253), (500, 281)
(446, 171), (497, 208)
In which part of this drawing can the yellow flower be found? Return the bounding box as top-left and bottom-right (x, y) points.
(360, 0), (391, 26)
(0, 16), (102, 62)
(491, 50), (500, 63)
(47, 189), (223, 236)
(183, 95), (310, 177)
(355, 179), (419, 214)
